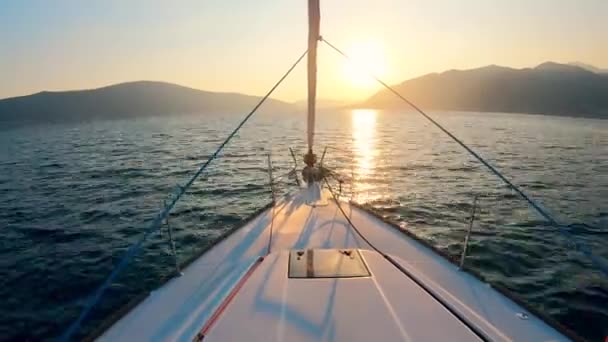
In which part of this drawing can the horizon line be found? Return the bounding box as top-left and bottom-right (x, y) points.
(1, 60), (606, 102)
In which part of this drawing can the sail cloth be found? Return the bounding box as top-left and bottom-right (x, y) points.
(307, 0), (320, 151)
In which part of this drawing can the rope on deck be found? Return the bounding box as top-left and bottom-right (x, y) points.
(60, 48), (308, 341)
(320, 37), (608, 278)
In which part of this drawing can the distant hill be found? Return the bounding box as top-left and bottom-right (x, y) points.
(0, 81), (294, 125)
(362, 62), (608, 118)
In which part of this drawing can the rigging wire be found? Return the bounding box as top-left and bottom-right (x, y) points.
(320, 37), (608, 277)
(266, 154), (276, 255)
(60, 48), (309, 341)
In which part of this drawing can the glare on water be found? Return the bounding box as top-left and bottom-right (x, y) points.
(351, 109), (380, 202)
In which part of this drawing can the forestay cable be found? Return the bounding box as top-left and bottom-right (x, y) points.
(320, 37), (608, 277)
(60, 48), (308, 341)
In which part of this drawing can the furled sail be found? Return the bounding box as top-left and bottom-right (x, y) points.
(307, 0), (320, 152)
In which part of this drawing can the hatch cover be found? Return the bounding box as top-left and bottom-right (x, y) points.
(288, 249), (370, 278)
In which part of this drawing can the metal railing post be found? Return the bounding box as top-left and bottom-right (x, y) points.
(267, 153), (276, 203)
(288, 147), (301, 187)
(320, 146), (328, 166)
(459, 195), (478, 269)
(165, 215), (181, 275)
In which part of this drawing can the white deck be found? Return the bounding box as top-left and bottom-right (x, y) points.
(99, 187), (569, 341)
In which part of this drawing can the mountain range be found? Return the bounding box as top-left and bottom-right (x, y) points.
(0, 81), (293, 125)
(568, 62), (608, 74)
(1, 62), (607, 125)
(362, 62), (608, 118)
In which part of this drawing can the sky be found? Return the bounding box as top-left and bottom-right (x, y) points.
(1, 0), (607, 102)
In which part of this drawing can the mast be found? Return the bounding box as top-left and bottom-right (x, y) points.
(306, 0), (320, 161)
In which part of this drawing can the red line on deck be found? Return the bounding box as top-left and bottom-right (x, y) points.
(193, 256), (264, 341)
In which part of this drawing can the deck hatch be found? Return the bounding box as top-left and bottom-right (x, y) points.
(288, 249), (370, 278)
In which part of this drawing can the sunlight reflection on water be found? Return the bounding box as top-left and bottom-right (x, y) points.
(351, 109), (381, 202)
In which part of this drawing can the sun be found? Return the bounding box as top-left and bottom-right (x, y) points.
(342, 41), (387, 88)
